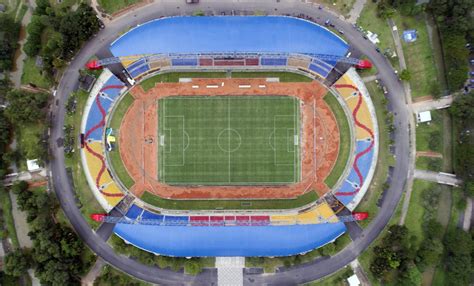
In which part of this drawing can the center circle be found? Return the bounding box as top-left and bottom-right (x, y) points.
(217, 129), (242, 153)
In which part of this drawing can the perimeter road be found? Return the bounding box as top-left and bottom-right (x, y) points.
(49, 1), (412, 285)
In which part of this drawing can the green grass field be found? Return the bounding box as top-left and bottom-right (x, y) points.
(324, 93), (351, 188)
(158, 96), (300, 185)
(98, 0), (139, 14)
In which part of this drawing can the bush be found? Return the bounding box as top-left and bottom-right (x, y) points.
(428, 130), (442, 151)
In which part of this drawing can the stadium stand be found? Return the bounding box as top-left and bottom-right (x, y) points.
(332, 69), (378, 209)
(81, 70), (126, 211)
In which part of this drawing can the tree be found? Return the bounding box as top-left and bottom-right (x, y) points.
(399, 69), (411, 81)
(416, 238), (443, 270)
(398, 264), (422, 286)
(184, 259), (203, 275)
(5, 90), (49, 124)
(4, 250), (32, 277)
(0, 14), (20, 70)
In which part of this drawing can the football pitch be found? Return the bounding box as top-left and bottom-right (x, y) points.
(158, 96), (301, 185)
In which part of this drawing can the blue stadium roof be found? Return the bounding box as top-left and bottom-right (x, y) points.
(110, 16), (349, 57)
(114, 222), (346, 257)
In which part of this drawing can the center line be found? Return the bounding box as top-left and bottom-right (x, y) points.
(228, 97), (231, 183)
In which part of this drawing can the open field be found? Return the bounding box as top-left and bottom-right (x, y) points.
(393, 14), (440, 98)
(21, 57), (53, 89)
(415, 109), (443, 153)
(323, 93), (350, 188)
(158, 96), (300, 185)
(98, 0), (139, 14)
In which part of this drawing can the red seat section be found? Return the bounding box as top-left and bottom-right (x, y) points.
(251, 216), (270, 225)
(214, 59), (246, 66)
(236, 216), (250, 226)
(190, 216), (210, 226)
(199, 58), (213, 66)
(245, 58), (259, 66)
(210, 216), (225, 226)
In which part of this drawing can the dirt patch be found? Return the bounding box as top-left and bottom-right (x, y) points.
(416, 151), (443, 158)
(119, 78), (339, 200)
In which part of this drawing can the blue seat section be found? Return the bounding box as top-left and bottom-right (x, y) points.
(171, 58), (198, 66)
(114, 222), (346, 257)
(127, 58), (147, 71)
(335, 181), (357, 205)
(164, 215), (189, 226)
(260, 57), (287, 66)
(141, 211), (164, 221)
(85, 102), (104, 140)
(110, 16), (348, 57)
(126, 205), (144, 220)
(129, 64), (150, 78)
(309, 64), (329, 77)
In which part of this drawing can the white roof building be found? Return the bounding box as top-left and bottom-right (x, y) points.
(26, 159), (41, 172)
(417, 110), (432, 123)
(347, 274), (361, 286)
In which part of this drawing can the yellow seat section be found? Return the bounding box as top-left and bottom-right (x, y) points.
(316, 203), (339, 223)
(84, 142), (105, 183)
(84, 142), (113, 187)
(296, 208), (320, 224)
(345, 97), (374, 139)
(100, 182), (123, 207)
(271, 214), (297, 225)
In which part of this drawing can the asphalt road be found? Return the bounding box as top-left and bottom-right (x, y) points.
(49, 1), (411, 285)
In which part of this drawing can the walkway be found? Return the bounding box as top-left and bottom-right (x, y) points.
(9, 0), (34, 88)
(463, 198), (472, 231)
(388, 18), (416, 226)
(81, 258), (106, 286)
(216, 257), (244, 286)
(413, 169), (462, 186)
(411, 95), (455, 113)
(347, 0), (367, 24)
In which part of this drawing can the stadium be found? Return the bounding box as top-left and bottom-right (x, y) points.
(80, 16), (378, 257)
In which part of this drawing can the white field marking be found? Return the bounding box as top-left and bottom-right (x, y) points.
(238, 85), (251, 88)
(268, 131), (276, 150)
(217, 129), (242, 153)
(163, 115), (185, 167)
(162, 96), (300, 184)
(287, 128), (296, 152)
(183, 131), (190, 151)
(206, 85), (219, 88)
(273, 115), (297, 167)
(160, 135), (165, 146)
(192, 85), (199, 89)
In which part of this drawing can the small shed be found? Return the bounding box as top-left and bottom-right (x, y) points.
(0, 4), (6, 13)
(26, 159), (41, 172)
(403, 30), (417, 43)
(347, 274), (361, 286)
(417, 111), (432, 123)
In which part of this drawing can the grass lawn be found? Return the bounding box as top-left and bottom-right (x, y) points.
(355, 82), (396, 228)
(415, 156), (443, 172)
(0, 190), (20, 249)
(405, 179), (435, 245)
(158, 96), (300, 185)
(393, 14), (440, 98)
(323, 93), (351, 188)
(357, 1), (396, 54)
(317, 0), (356, 17)
(304, 267), (354, 285)
(141, 72), (227, 91)
(97, 0), (139, 14)
(415, 109), (443, 153)
(231, 71), (312, 82)
(141, 190), (318, 210)
(64, 90), (102, 228)
(108, 93), (135, 189)
(16, 122), (45, 171)
(21, 57), (53, 89)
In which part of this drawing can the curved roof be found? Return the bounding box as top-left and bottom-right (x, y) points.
(114, 223), (346, 257)
(110, 16), (349, 57)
